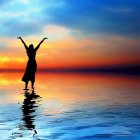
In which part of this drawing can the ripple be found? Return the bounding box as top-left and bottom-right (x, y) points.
(79, 134), (113, 139)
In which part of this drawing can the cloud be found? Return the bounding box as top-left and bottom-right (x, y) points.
(42, 25), (73, 41)
(42, 0), (140, 37)
(0, 21), (42, 36)
(0, 0), (44, 37)
(0, 0), (140, 38)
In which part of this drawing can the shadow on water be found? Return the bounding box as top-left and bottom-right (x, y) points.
(12, 90), (41, 140)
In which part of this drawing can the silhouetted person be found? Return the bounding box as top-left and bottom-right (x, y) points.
(21, 90), (41, 138)
(17, 37), (48, 90)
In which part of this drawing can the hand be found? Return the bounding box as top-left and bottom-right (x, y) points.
(44, 37), (48, 40)
(17, 37), (22, 39)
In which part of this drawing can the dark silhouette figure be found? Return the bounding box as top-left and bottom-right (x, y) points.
(17, 37), (48, 90)
(21, 90), (41, 138)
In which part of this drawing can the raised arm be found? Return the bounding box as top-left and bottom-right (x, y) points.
(35, 37), (48, 51)
(17, 37), (28, 50)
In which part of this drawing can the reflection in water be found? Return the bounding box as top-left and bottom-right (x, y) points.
(12, 90), (41, 139)
(22, 90), (41, 131)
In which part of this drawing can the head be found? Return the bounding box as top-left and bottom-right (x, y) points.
(29, 44), (34, 50)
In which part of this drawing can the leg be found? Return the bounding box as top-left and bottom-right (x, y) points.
(31, 81), (34, 90)
(25, 81), (28, 89)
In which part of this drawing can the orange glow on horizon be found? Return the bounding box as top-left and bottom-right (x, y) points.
(0, 27), (140, 69)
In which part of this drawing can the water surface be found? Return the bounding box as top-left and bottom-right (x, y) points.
(0, 73), (140, 140)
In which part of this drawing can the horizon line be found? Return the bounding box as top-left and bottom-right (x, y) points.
(0, 65), (139, 75)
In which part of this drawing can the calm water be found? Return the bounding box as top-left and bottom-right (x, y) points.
(0, 73), (140, 140)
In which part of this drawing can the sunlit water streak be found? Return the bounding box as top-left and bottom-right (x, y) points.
(0, 73), (140, 140)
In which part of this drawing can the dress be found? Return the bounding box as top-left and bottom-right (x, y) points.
(22, 49), (37, 82)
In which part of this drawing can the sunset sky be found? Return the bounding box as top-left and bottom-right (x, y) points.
(0, 0), (140, 70)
